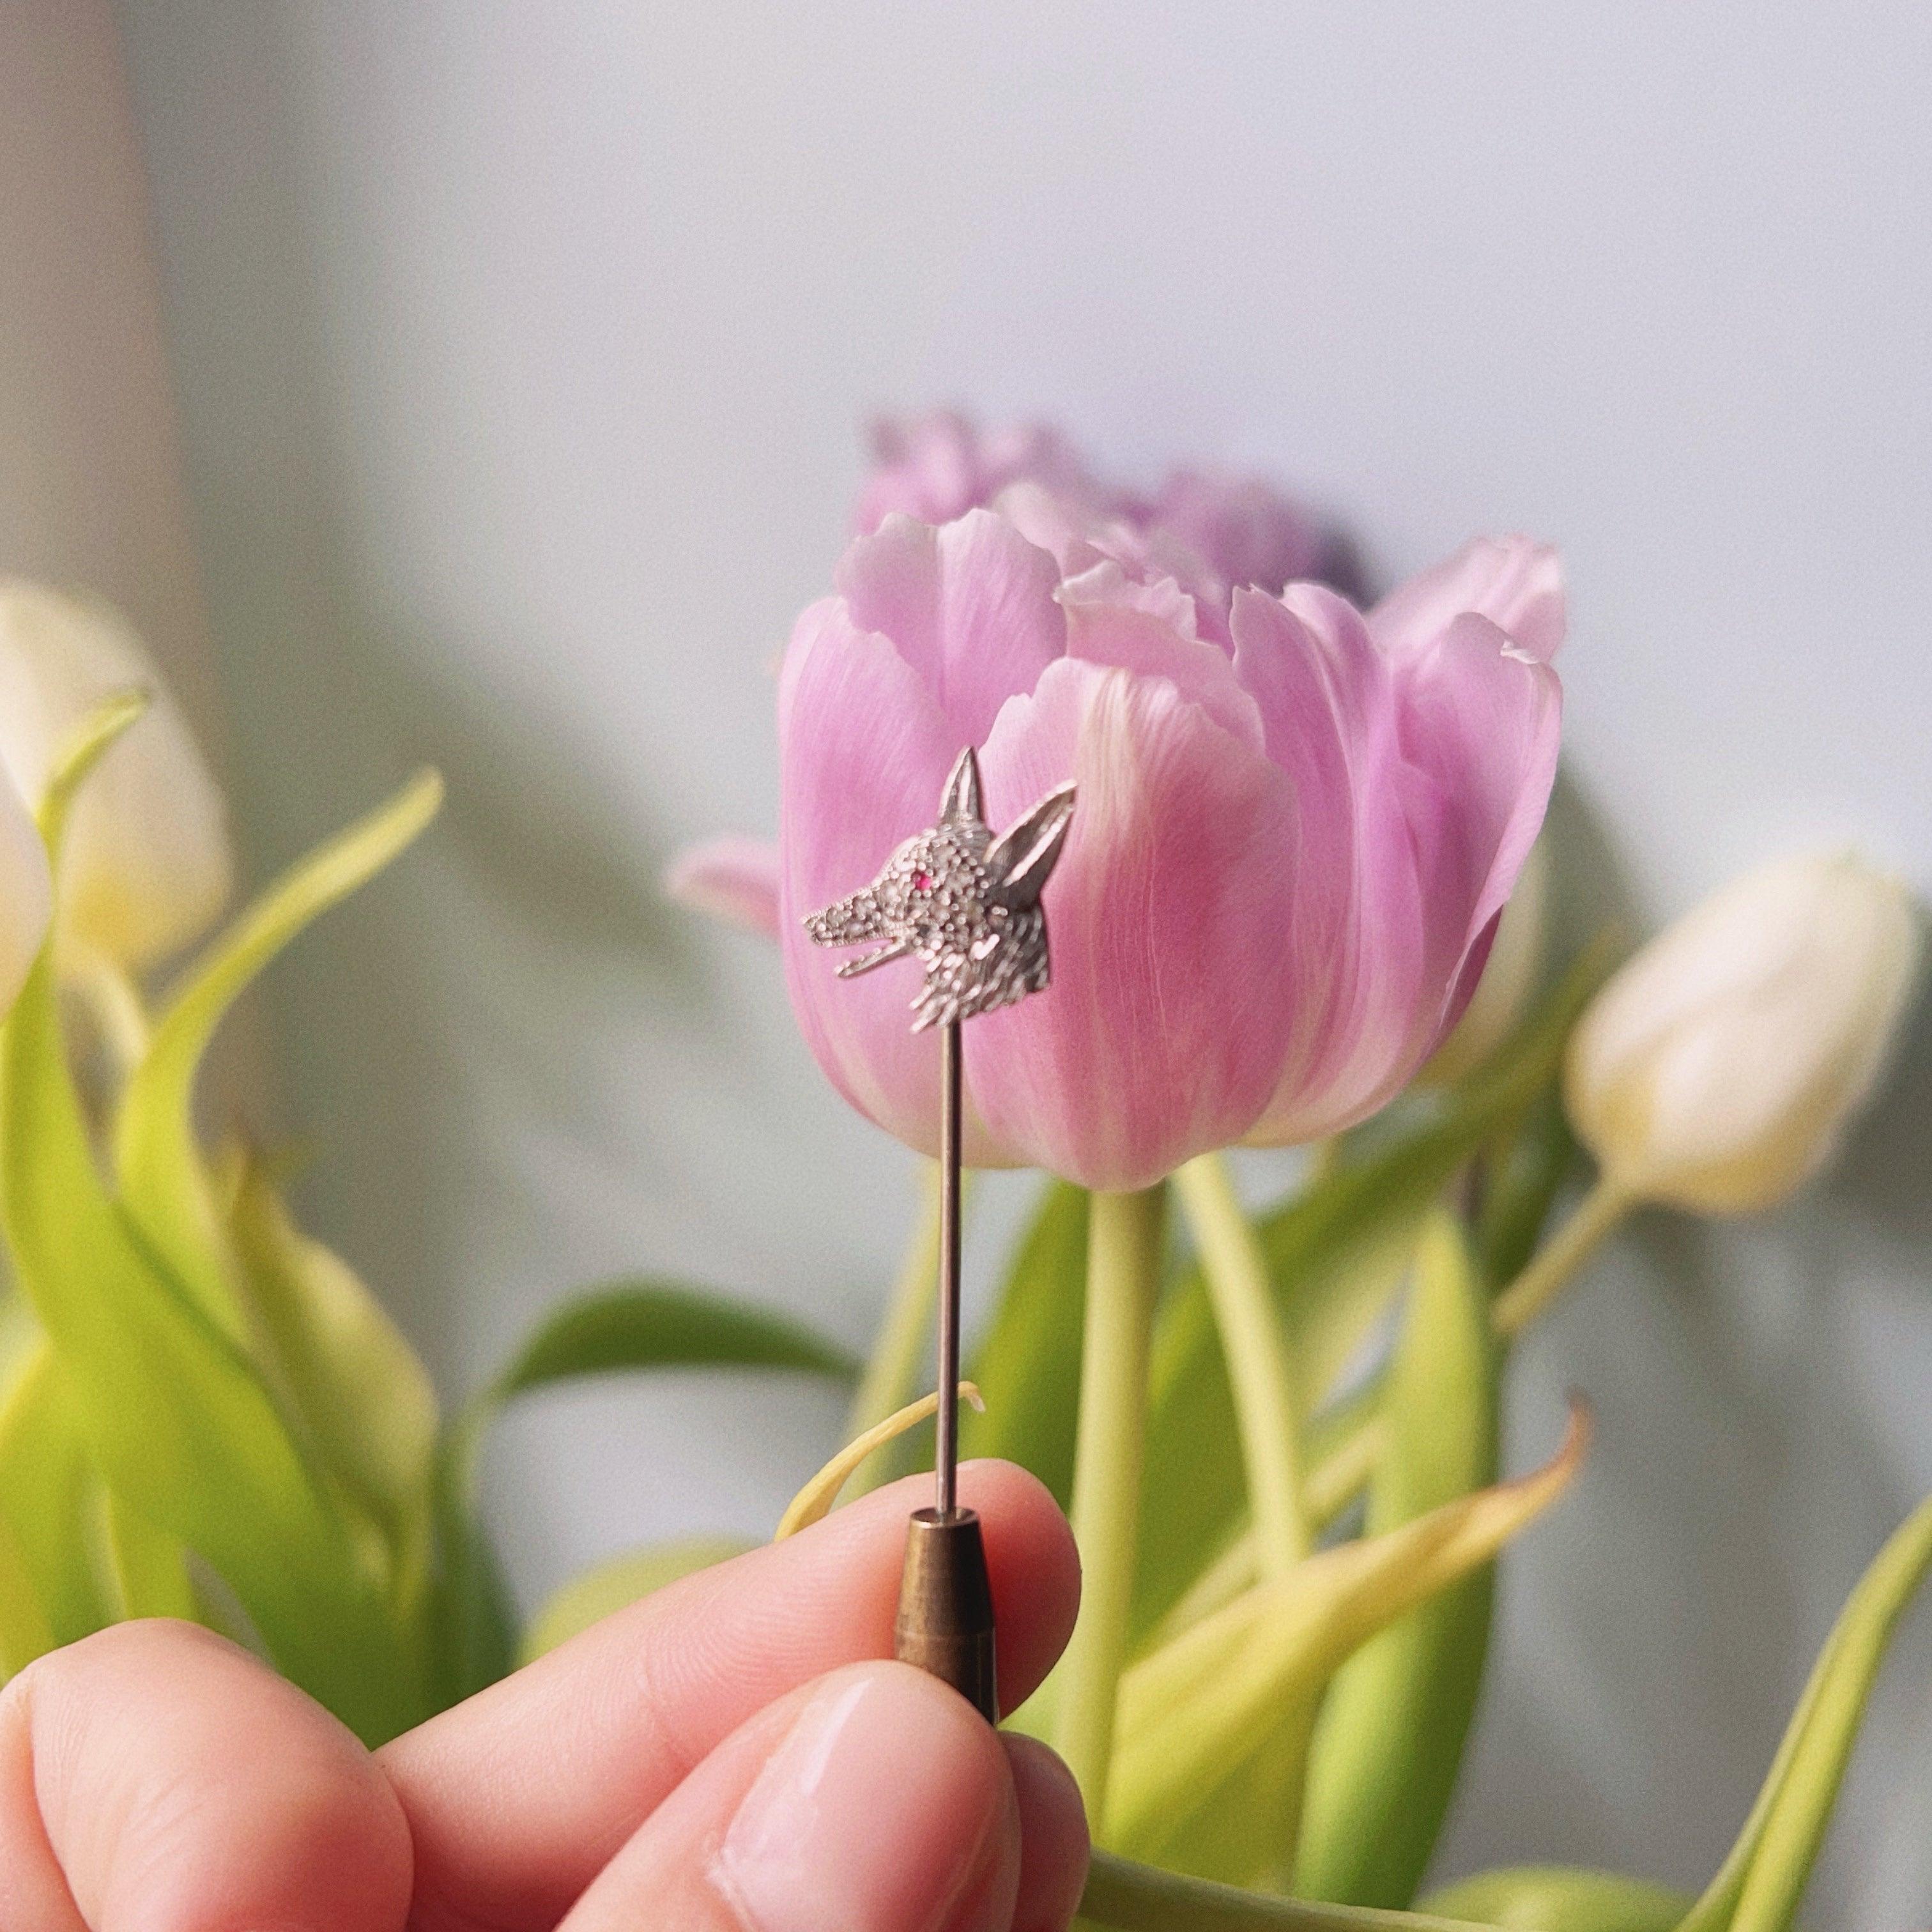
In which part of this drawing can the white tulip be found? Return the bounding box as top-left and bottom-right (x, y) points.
(1422, 838), (1549, 1085)
(0, 580), (232, 973)
(0, 764), (52, 1016)
(1565, 851), (1922, 1215)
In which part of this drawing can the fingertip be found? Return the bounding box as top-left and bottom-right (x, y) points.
(1003, 1734), (1091, 1932)
(563, 1660), (1023, 1931)
(13, 1620), (412, 1932)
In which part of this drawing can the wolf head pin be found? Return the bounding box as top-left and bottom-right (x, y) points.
(804, 747), (1076, 1032)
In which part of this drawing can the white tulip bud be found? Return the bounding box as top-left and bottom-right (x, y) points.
(1565, 852), (1922, 1215)
(0, 580), (233, 972)
(0, 765), (52, 1016)
(1423, 838), (1549, 1086)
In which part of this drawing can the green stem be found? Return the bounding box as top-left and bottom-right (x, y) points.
(1302, 1393), (1384, 1525)
(1490, 1176), (1632, 1338)
(1174, 1153), (1309, 1577)
(841, 1160), (942, 1497)
(1057, 1183), (1167, 1816)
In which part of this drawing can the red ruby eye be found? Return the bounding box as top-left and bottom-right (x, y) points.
(912, 871), (933, 893)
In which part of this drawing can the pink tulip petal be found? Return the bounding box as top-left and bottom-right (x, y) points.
(965, 658), (1300, 1191)
(998, 482), (1233, 647)
(664, 835), (781, 939)
(992, 480), (1128, 581)
(835, 510), (1064, 751)
(778, 597), (1026, 1165)
(1236, 585), (1434, 1140)
(1262, 613), (1560, 1140)
(1368, 535), (1567, 661)
(1061, 564), (1263, 751)
(778, 599), (1008, 1160)
(1395, 612), (1563, 979)
(1230, 587), (1388, 1121)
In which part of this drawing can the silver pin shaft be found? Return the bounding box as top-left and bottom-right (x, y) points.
(935, 1017), (963, 1519)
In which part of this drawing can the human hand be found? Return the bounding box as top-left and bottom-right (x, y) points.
(0, 1462), (1087, 1931)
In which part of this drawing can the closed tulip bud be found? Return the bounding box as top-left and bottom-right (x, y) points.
(1565, 852), (1922, 1215)
(0, 580), (233, 972)
(0, 765), (52, 1016)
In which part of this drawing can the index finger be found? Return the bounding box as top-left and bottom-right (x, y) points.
(381, 1459), (1080, 1931)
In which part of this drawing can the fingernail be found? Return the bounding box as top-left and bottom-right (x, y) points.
(713, 1665), (1009, 1932)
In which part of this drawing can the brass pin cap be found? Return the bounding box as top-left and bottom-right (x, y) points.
(894, 1506), (997, 1723)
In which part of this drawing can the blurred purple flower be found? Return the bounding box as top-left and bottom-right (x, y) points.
(853, 410), (1360, 612)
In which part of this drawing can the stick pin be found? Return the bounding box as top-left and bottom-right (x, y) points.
(807, 747), (1075, 1721)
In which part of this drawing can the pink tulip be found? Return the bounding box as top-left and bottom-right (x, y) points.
(733, 512), (1563, 1192)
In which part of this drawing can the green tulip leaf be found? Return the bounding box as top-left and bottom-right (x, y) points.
(427, 1457), (519, 1710)
(962, 1180), (1089, 1505)
(1108, 1406), (1588, 1883)
(226, 1153), (441, 1611)
(1296, 1212), (1502, 1907)
(0, 1514), (54, 1679)
(521, 1535), (755, 1663)
(113, 770), (443, 1345)
(481, 1280), (857, 1403)
(0, 1337), (112, 1648)
(1080, 1848), (1488, 1929)
(0, 701), (423, 1743)
(100, 1489), (198, 1621)
(1419, 1868), (1689, 1932)
(432, 1278), (857, 1704)
(1135, 942), (1609, 1640)
(1676, 1485), (1932, 1932)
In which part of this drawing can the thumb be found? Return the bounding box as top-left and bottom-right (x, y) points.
(558, 1660), (1087, 1932)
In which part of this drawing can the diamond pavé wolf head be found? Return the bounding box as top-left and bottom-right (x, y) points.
(804, 747), (1077, 1032)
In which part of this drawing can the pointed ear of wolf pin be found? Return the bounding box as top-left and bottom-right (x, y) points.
(805, 746), (1077, 1031)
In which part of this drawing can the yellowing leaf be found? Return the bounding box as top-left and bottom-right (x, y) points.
(1106, 1404), (1589, 1878)
(114, 770), (443, 1346)
(776, 1382), (984, 1540)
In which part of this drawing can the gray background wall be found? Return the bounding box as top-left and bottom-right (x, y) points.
(99, 3), (1932, 1917)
